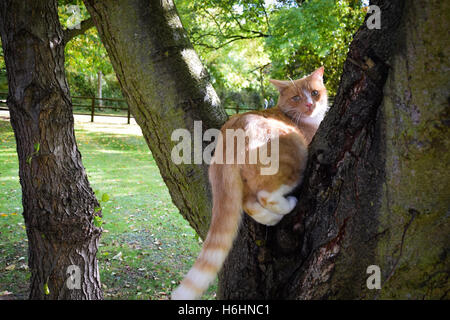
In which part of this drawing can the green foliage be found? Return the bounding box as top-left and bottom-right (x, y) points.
(26, 142), (40, 165)
(54, 0), (364, 108)
(266, 0), (365, 95)
(92, 191), (110, 228)
(176, 0), (272, 109)
(101, 193), (110, 203)
(58, 1), (122, 99)
(43, 283), (50, 295)
(93, 215), (103, 228)
(176, 0), (365, 102)
(2, 1), (365, 107)
(0, 40), (8, 91)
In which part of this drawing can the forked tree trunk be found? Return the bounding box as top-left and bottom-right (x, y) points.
(0, 0), (103, 299)
(84, 0), (448, 299)
(220, 0), (449, 299)
(84, 0), (228, 239)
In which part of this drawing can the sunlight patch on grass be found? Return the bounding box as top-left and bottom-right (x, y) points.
(75, 119), (143, 136)
(0, 118), (215, 300)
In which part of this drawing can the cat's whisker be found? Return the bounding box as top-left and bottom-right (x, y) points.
(293, 112), (302, 124)
(285, 109), (302, 124)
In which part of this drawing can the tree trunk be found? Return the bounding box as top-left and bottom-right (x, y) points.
(220, 0), (449, 299)
(0, 0), (103, 299)
(83, 0), (228, 239)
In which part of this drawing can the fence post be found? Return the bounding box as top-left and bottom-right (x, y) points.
(236, 105), (240, 114)
(97, 71), (103, 107)
(91, 97), (95, 122)
(127, 104), (131, 124)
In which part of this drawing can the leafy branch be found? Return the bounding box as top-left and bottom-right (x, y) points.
(193, 33), (268, 50)
(63, 17), (95, 45)
(93, 191), (110, 228)
(190, 5), (270, 50)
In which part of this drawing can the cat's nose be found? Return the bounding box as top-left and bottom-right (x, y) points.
(306, 103), (313, 109)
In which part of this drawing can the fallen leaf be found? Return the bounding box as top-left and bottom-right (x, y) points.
(112, 251), (122, 260)
(5, 264), (15, 271)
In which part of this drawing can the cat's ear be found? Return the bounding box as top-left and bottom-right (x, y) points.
(310, 66), (324, 81)
(269, 79), (290, 93)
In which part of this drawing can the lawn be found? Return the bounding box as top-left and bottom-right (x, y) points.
(0, 117), (216, 299)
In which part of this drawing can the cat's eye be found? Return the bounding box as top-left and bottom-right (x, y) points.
(311, 90), (319, 97)
(291, 95), (301, 102)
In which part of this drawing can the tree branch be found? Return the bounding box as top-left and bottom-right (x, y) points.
(193, 33), (268, 50)
(63, 17), (95, 45)
(189, 5), (270, 51)
(257, 0), (271, 35)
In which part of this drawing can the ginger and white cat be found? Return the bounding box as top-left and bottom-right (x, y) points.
(171, 67), (328, 300)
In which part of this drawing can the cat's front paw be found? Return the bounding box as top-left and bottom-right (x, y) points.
(257, 190), (298, 215)
(250, 210), (283, 226)
(286, 196), (298, 212)
(263, 214), (284, 226)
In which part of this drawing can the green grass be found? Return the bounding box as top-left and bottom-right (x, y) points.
(0, 118), (217, 300)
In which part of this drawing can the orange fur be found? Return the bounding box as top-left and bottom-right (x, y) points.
(171, 67), (328, 300)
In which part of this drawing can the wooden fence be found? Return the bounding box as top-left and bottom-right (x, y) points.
(0, 92), (6, 112)
(0, 92), (133, 124)
(224, 105), (259, 114)
(0, 92), (335, 123)
(0, 92), (257, 121)
(71, 95), (131, 124)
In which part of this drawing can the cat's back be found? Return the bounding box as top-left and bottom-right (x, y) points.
(221, 108), (301, 137)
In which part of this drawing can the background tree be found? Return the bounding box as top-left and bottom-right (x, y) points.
(0, 0), (103, 299)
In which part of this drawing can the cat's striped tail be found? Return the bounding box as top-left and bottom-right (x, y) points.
(171, 163), (243, 300)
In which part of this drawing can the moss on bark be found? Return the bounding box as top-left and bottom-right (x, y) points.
(376, 0), (450, 299)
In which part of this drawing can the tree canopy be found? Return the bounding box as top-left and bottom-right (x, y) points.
(58, 1), (118, 98)
(24, 0), (366, 107)
(175, 0), (365, 100)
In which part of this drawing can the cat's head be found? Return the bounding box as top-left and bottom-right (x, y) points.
(269, 67), (328, 120)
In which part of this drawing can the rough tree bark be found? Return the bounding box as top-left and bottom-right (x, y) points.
(83, 0), (228, 239)
(0, 0), (103, 299)
(220, 0), (449, 299)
